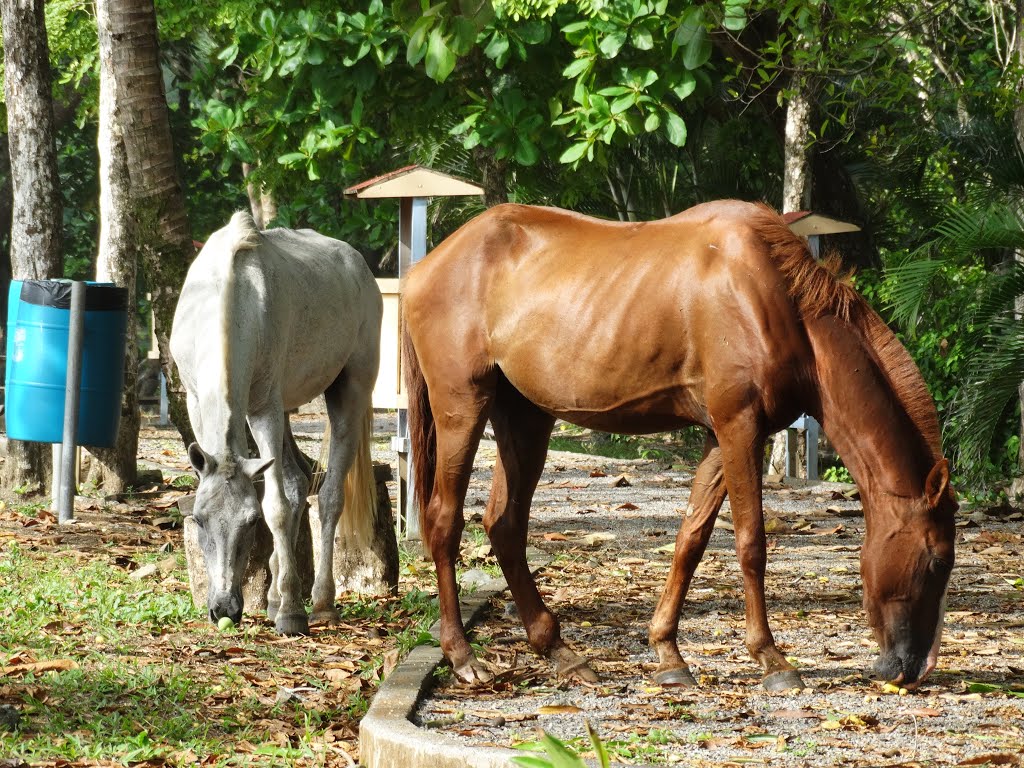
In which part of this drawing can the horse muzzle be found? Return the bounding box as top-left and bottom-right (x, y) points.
(872, 645), (937, 689)
(208, 591), (243, 626)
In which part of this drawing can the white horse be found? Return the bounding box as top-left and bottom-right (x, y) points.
(170, 211), (381, 635)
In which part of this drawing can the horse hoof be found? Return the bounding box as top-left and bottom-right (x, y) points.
(310, 609), (340, 625)
(453, 659), (493, 684)
(763, 669), (804, 692)
(554, 656), (600, 683)
(653, 667), (697, 687)
(275, 613), (310, 636)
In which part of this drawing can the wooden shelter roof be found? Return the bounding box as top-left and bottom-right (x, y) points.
(344, 165), (483, 199)
(782, 210), (862, 236)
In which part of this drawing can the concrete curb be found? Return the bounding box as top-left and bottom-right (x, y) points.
(359, 576), (522, 768)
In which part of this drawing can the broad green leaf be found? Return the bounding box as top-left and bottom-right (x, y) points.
(425, 27), (456, 82)
(610, 94), (636, 114)
(559, 141), (590, 164)
(563, 56), (592, 79)
(450, 16), (477, 55)
(277, 152), (307, 165)
(683, 27), (711, 70)
(259, 8), (276, 36)
(406, 18), (431, 66)
(586, 722), (611, 768)
(599, 30), (627, 58)
(217, 42), (239, 65)
(514, 138), (540, 166)
(644, 111), (661, 131)
(539, 732), (587, 768)
(673, 6), (704, 46)
(632, 27), (654, 50)
(518, 20), (548, 44)
(663, 110), (687, 146)
(485, 32), (510, 62)
(672, 71), (696, 100)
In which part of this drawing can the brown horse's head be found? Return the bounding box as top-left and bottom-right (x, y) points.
(860, 459), (957, 688)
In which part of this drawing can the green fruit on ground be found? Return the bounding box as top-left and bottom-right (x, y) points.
(217, 616), (235, 631)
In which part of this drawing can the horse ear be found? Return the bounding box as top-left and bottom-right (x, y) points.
(924, 459), (950, 508)
(188, 443), (215, 476)
(241, 457), (274, 479)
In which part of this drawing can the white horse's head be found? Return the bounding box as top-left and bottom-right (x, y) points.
(188, 443), (273, 625)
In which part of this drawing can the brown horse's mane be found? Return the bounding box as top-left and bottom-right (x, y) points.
(751, 203), (943, 462)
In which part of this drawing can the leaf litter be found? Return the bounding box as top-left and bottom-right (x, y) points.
(418, 441), (1024, 767)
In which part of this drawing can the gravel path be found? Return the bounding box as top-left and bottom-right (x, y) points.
(415, 440), (1024, 767)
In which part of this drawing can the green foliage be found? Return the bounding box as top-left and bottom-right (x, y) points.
(881, 117), (1024, 486)
(513, 723), (610, 768)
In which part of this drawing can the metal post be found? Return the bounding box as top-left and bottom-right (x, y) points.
(59, 281), (86, 524)
(394, 197), (429, 540)
(159, 370), (169, 426)
(805, 416), (820, 480)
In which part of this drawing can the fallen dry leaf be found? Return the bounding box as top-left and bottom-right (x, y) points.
(2, 659), (79, 676)
(537, 704), (583, 715)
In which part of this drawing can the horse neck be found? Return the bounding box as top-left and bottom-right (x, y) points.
(806, 310), (937, 502)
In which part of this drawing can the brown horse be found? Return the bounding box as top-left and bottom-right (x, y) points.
(402, 200), (957, 691)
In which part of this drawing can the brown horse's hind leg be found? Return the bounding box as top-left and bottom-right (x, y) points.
(424, 377), (495, 684)
(649, 435), (727, 686)
(485, 379), (598, 683)
(718, 416), (804, 692)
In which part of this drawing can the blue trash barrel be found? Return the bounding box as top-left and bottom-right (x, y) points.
(4, 280), (129, 447)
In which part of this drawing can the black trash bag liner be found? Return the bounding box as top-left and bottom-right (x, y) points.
(19, 280), (128, 312)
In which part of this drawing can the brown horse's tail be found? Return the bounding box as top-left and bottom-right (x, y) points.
(402, 323), (436, 534)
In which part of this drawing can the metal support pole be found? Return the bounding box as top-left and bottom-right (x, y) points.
(59, 281), (86, 524)
(395, 197), (429, 540)
(159, 370), (169, 426)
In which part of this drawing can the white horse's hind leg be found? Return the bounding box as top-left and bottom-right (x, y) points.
(311, 372), (370, 623)
(249, 406), (309, 635)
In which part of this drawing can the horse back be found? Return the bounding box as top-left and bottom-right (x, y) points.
(404, 201), (815, 432)
(172, 215), (381, 417)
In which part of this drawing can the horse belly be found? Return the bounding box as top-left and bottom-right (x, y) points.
(493, 314), (709, 433)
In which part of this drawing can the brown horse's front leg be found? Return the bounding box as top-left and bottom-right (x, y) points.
(649, 438), (726, 686)
(719, 421), (804, 691)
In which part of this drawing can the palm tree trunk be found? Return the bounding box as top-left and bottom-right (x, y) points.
(87, 0), (142, 491)
(0, 0), (63, 496)
(98, 0), (195, 448)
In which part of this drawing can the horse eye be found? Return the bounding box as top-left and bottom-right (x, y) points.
(193, 516), (206, 529)
(930, 557), (952, 575)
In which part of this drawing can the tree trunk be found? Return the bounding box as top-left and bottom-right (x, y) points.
(472, 146), (509, 207)
(768, 74), (814, 478)
(781, 80), (813, 213)
(98, 0), (195, 449)
(0, 0), (63, 496)
(87, 0), (141, 492)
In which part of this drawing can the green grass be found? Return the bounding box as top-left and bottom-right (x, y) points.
(0, 524), (441, 766)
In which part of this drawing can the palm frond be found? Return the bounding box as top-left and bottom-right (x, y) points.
(948, 316), (1024, 470)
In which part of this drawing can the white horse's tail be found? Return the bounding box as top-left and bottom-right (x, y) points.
(337, 406), (378, 546)
(226, 210), (262, 253)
